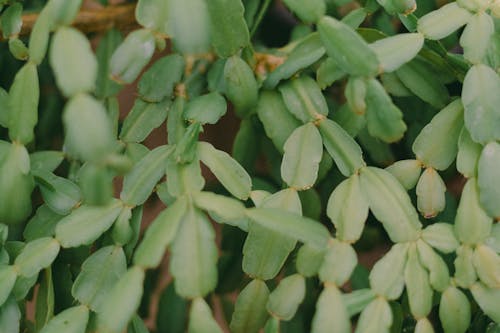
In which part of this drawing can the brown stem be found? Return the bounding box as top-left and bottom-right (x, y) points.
(18, 3), (139, 36)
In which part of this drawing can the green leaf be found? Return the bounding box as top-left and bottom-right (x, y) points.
(245, 207), (330, 249)
(462, 64), (500, 144)
(439, 286), (471, 333)
(45, 0), (82, 26)
(167, 0), (211, 54)
(110, 29), (156, 84)
(282, 0), (325, 23)
(405, 244), (433, 318)
(455, 178), (492, 245)
(78, 163), (114, 205)
(39, 305), (88, 333)
(457, 127), (482, 178)
(412, 99), (464, 170)
(96, 266), (145, 333)
(198, 141), (252, 200)
(319, 240), (357, 285)
(421, 223), (459, 254)
(14, 237), (60, 277)
(188, 298), (223, 333)
(170, 208), (218, 298)
(416, 168), (446, 218)
(266, 274), (305, 320)
(50, 27), (97, 97)
(395, 58), (449, 108)
(30, 151), (64, 174)
(55, 199), (123, 248)
(184, 92), (227, 125)
(318, 16), (379, 76)
(311, 286), (351, 333)
(316, 58), (347, 89)
(345, 76), (367, 115)
(281, 123), (323, 189)
(230, 279), (269, 333)
(120, 99), (171, 143)
(156, 282), (188, 333)
(460, 12), (494, 64)
(279, 76), (329, 122)
(128, 315), (150, 333)
(296, 244), (325, 277)
(416, 240), (450, 292)
(454, 245), (477, 288)
(478, 142), (500, 218)
(417, 3), (472, 40)
(343, 289), (376, 316)
(359, 167), (421, 242)
(95, 28), (123, 98)
(327, 174), (368, 242)
(135, 0), (169, 34)
(0, 266), (16, 306)
(365, 78), (407, 143)
(377, 0), (416, 15)
(264, 33), (325, 89)
(224, 56), (258, 117)
(35, 268), (54, 331)
(318, 118), (365, 177)
(355, 297), (392, 333)
(472, 244), (500, 288)
(207, 0), (250, 58)
(120, 145), (173, 206)
(34, 170), (81, 215)
(385, 159), (422, 190)
(8, 62), (39, 145)
(138, 54), (184, 102)
(134, 197), (187, 268)
(1, 3), (22, 39)
(28, 8), (51, 65)
(370, 33), (424, 72)
(369, 243), (408, 299)
(470, 282), (500, 323)
(0, 296), (20, 333)
(63, 94), (115, 162)
(256, 91), (301, 153)
(193, 191), (247, 230)
(166, 158), (205, 197)
(72, 246), (127, 311)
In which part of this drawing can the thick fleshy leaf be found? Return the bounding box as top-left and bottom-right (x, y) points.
(281, 123), (323, 189)
(230, 279), (269, 333)
(327, 174), (368, 242)
(416, 168), (446, 218)
(318, 16), (379, 76)
(472, 244), (500, 288)
(170, 208), (218, 298)
(457, 127), (482, 178)
(63, 94), (115, 162)
(30, 151), (64, 174)
(8, 62), (39, 145)
(412, 99), (464, 170)
(421, 223), (459, 253)
(370, 33), (424, 72)
(267, 274), (305, 320)
(311, 286), (351, 333)
(282, 0), (325, 23)
(135, 0), (169, 34)
(96, 267), (145, 333)
(207, 0), (250, 58)
(256, 91), (301, 153)
(95, 28), (123, 98)
(110, 29), (155, 84)
(0, 296), (20, 333)
(1, 3), (22, 39)
(405, 244), (433, 318)
(279, 76), (329, 123)
(39, 305), (88, 333)
(72, 246), (127, 311)
(477, 141), (500, 218)
(0, 266), (16, 306)
(318, 118), (365, 176)
(34, 268), (54, 332)
(459, 12), (494, 64)
(14, 237), (60, 277)
(385, 159), (422, 190)
(120, 99), (170, 143)
(417, 3), (472, 40)
(439, 287), (470, 333)
(224, 56), (258, 117)
(345, 76), (367, 115)
(166, 158), (205, 197)
(319, 240), (357, 285)
(360, 167), (421, 242)
(417, 240), (450, 292)
(120, 145), (173, 206)
(193, 191), (247, 230)
(188, 298), (222, 333)
(184, 92), (227, 125)
(198, 142), (252, 200)
(365, 78), (407, 143)
(55, 199), (123, 247)
(396, 58), (449, 108)
(454, 245), (477, 288)
(355, 297), (392, 333)
(34, 170), (81, 215)
(343, 289), (376, 316)
(44, 0), (82, 26)
(296, 244), (325, 277)
(369, 243), (408, 299)
(134, 197), (187, 268)
(470, 282), (500, 322)
(246, 208), (330, 250)
(462, 64), (500, 144)
(455, 178), (492, 245)
(50, 27), (97, 97)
